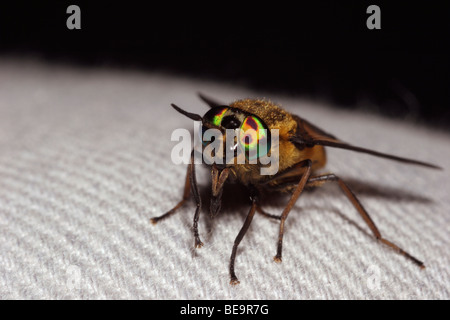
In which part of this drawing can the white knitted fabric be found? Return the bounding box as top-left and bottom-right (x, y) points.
(0, 59), (448, 299)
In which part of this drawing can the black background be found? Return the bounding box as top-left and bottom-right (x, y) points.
(1, 1), (449, 129)
(1, 300), (439, 318)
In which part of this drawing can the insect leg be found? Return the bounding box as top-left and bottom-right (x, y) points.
(229, 190), (258, 285)
(307, 173), (425, 268)
(274, 159), (312, 263)
(256, 206), (281, 220)
(189, 151), (203, 248)
(150, 164), (191, 224)
(150, 150), (203, 248)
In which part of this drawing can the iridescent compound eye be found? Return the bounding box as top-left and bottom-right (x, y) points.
(239, 115), (271, 160)
(203, 106), (228, 127)
(201, 107), (229, 146)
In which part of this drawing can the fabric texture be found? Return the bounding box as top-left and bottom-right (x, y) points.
(0, 59), (448, 299)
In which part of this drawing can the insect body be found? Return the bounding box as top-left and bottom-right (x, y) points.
(151, 93), (441, 285)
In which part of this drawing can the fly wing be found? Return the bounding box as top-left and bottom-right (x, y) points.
(290, 114), (441, 170)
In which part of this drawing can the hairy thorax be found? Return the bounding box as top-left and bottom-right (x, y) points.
(226, 99), (327, 186)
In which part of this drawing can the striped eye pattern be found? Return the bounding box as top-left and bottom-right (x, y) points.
(204, 106), (228, 127)
(239, 115), (270, 160)
(201, 107), (229, 145)
(202, 107), (271, 160)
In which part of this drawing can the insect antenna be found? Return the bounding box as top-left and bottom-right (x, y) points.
(171, 103), (203, 121)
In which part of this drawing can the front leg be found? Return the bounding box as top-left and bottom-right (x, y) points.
(189, 151), (203, 248)
(229, 188), (259, 285)
(150, 163), (191, 225)
(150, 150), (203, 249)
(273, 159), (312, 263)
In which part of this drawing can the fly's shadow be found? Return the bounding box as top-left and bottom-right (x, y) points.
(193, 175), (432, 240)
